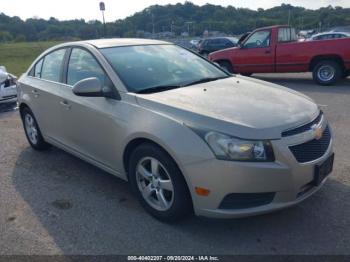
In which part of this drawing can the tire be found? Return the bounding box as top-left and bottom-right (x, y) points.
(312, 60), (342, 86)
(240, 73), (252, 77)
(128, 143), (192, 222)
(201, 51), (209, 58)
(21, 107), (51, 150)
(218, 61), (233, 73)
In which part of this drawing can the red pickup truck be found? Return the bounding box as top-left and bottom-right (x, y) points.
(208, 25), (350, 85)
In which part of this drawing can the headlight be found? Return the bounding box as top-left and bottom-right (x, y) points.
(204, 131), (275, 162)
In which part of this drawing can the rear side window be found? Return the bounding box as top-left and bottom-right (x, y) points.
(41, 49), (66, 82)
(278, 28), (297, 42)
(67, 48), (112, 87)
(34, 59), (43, 78)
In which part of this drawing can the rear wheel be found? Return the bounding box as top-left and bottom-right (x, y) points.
(312, 60), (342, 86)
(128, 143), (192, 222)
(21, 107), (51, 150)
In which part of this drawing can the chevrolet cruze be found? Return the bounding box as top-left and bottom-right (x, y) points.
(17, 39), (334, 221)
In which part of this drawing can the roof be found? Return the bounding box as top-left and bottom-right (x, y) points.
(312, 32), (350, 37)
(252, 25), (289, 31)
(74, 38), (171, 48)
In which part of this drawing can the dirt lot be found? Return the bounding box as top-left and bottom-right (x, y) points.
(0, 73), (349, 255)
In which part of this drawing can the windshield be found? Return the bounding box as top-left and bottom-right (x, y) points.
(100, 44), (228, 93)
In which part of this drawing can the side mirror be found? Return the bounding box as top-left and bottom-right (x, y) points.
(72, 77), (104, 97)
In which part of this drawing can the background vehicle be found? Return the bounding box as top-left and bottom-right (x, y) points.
(189, 39), (201, 49)
(17, 39), (333, 222)
(198, 37), (238, 57)
(308, 32), (350, 41)
(0, 66), (17, 104)
(209, 25), (350, 85)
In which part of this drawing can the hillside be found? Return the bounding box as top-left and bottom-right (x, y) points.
(0, 2), (350, 41)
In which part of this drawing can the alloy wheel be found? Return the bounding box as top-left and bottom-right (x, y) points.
(24, 113), (38, 145)
(136, 157), (174, 211)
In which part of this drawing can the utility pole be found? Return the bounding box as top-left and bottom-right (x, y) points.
(185, 21), (194, 36)
(287, 9), (291, 26)
(152, 13), (155, 37)
(300, 16), (304, 30)
(99, 2), (106, 37)
(170, 20), (174, 35)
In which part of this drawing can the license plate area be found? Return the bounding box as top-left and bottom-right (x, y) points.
(313, 153), (334, 186)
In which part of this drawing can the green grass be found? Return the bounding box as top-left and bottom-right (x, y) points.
(0, 41), (63, 76)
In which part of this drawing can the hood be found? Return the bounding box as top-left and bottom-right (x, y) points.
(135, 76), (319, 140)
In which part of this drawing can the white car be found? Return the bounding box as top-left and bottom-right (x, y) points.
(308, 32), (350, 41)
(0, 66), (17, 104)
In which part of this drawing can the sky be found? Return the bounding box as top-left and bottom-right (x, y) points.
(1, 0), (350, 22)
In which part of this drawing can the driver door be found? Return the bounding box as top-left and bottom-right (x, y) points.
(234, 30), (274, 73)
(58, 47), (123, 171)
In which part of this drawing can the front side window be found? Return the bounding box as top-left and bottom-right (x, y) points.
(67, 48), (111, 87)
(321, 35), (331, 40)
(243, 30), (271, 48)
(41, 49), (66, 82)
(100, 44), (228, 93)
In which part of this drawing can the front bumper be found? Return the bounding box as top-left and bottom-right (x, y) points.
(183, 129), (333, 219)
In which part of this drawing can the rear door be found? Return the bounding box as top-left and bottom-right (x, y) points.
(233, 30), (274, 73)
(24, 48), (68, 142)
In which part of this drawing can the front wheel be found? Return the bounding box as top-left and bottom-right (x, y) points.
(217, 61), (233, 73)
(128, 143), (192, 222)
(200, 51), (209, 58)
(312, 60), (342, 86)
(240, 73), (252, 77)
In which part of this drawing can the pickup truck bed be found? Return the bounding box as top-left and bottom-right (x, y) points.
(209, 25), (350, 85)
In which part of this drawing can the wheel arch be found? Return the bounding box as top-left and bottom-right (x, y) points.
(309, 55), (345, 71)
(19, 102), (30, 117)
(123, 137), (183, 180)
(213, 59), (234, 73)
(122, 137), (195, 205)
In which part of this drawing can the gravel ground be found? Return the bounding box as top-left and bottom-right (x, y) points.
(0, 73), (349, 255)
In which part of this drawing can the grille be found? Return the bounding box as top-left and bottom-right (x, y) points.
(289, 125), (331, 163)
(282, 112), (323, 137)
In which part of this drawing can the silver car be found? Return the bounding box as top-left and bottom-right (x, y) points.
(17, 39), (334, 221)
(0, 66), (17, 104)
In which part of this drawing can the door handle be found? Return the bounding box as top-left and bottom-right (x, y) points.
(31, 89), (39, 98)
(60, 100), (71, 110)
(265, 50), (271, 54)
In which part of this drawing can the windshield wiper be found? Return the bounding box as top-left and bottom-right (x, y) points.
(136, 85), (182, 94)
(183, 76), (230, 87)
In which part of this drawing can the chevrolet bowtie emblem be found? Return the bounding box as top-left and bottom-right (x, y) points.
(312, 125), (323, 140)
